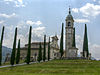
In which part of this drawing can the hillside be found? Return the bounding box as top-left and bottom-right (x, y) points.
(0, 59), (100, 75)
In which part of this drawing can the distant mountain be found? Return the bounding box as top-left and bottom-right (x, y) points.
(2, 46), (12, 62)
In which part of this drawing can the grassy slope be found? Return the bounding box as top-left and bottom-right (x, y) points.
(0, 60), (100, 75)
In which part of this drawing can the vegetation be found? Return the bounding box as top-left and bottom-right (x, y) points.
(72, 28), (76, 47)
(60, 23), (64, 57)
(0, 60), (100, 75)
(83, 24), (89, 57)
(16, 39), (20, 64)
(26, 26), (32, 64)
(43, 35), (46, 61)
(10, 27), (17, 66)
(0, 26), (5, 65)
(48, 37), (50, 61)
(38, 42), (42, 62)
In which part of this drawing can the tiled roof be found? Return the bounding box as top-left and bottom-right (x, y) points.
(20, 47), (43, 50)
(25, 42), (49, 46)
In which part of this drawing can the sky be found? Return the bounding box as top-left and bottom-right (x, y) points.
(0, 0), (100, 59)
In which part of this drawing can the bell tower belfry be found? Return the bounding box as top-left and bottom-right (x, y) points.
(65, 7), (78, 58)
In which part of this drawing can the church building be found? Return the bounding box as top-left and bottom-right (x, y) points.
(19, 7), (91, 61)
(20, 35), (60, 61)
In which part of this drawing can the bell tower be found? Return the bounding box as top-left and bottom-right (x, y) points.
(65, 7), (78, 58)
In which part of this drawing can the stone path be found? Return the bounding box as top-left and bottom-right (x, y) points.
(0, 61), (39, 68)
(0, 60), (51, 68)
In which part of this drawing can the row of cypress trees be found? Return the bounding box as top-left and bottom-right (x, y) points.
(0, 26), (20, 65)
(10, 28), (21, 65)
(10, 26), (32, 65)
(37, 35), (51, 62)
(10, 26), (50, 65)
(4, 25), (50, 65)
(0, 23), (89, 65)
(0, 26), (31, 65)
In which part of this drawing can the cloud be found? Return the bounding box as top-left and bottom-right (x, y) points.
(72, 8), (79, 13)
(26, 20), (42, 26)
(17, 34), (28, 47)
(4, 0), (25, 7)
(74, 19), (90, 23)
(90, 44), (100, 60)
(92, 0), (100, 4)
(93, 0), (96, 2)
(0, 20), (4, 24)
(18, 0), (22, 4)
(98, 0), (100, 4)
(16, 21), (26, 29)
(2, 20), (45, 48)
(0, 13), (16, 18)
(76, 35), (100, 60)
(32, 26), (45, 37)
(80, 3), (100, 17)
(72, 3), (100, 17)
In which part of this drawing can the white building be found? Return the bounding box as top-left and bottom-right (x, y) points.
(20, 35), (60, 61)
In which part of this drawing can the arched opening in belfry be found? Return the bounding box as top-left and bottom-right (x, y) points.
(68, 22), (71, 26)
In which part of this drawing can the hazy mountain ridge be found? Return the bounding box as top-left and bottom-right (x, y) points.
(2, 46), (12, 62)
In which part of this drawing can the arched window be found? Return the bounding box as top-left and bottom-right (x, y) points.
(68, 22), (71, 26)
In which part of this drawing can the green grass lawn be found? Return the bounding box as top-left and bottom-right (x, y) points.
(0, 59), (100, 75)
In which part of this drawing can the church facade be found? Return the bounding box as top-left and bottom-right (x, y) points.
(20, 35), (60, 61)
(65, 8), (78, 58)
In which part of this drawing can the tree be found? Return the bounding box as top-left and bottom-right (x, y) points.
(26, 26), (32, 64)
(43, 35), (46, 61)
(16, 39), (20, 64)
(83, 24), (89, 57)
(60, 23), (64, 57)
(37, 42), (42, 62)
(0, 26), (4, 65)
(48, 37), (50, 61)
(10, 27), (17, 65)
(72, 28), (76, 47)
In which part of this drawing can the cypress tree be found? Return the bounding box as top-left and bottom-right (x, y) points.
(16, 39), (20, 64)
(10, 27), (17, 65)
(83, 24), (89, 57)
(60, 23), (64, 57)
(48, 37), (50, 61)
(43, 35), (46, 61)
(26, 26), (32, 64)
(38, 42), (42, 62)
(72, 28), (76, 47)
(0, 26), (4, 65)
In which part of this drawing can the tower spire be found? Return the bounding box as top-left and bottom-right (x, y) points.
(69, 6), (71, 14)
